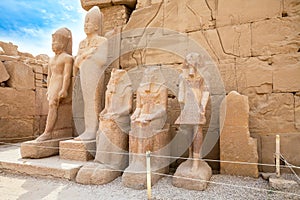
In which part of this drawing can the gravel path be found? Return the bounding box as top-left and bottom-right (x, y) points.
(0, 172), (299, 200)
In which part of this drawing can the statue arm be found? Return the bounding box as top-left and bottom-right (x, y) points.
(59, 56), (73, 99)
(178, 75), (185, 104)
(200, 84), (210, 114)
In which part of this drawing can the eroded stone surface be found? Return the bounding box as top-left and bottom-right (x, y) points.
(1, 145), (84, 180)
(4, 61), (35, 90)
(59, 139), (96, 161)
(216, 0), (282, 27)
(0, 61), (9, 83)
(248, 93), (296, 134)
(220, 91), (259, 178)
(252, 16), (300, 56)
(21, 139), (63, 159)
(173, 160), (212, 191)
(236, 57), (273, 94)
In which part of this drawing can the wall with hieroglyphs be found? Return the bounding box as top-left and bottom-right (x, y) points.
(80, 0), (300, 172)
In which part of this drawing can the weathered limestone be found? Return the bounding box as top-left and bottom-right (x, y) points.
(172, 53), (211, 191)
(173, 160), (212, 191)
(252, 16), (300, 56)
(74, 6), (108, 141)
(0, 41), (18, 56)
(0, 87), (35, 142)
(136, 0), (162, 9)
(220, 91), (259, 178)
(101, 5), (131, 35)
(236, 57), (273, 94)
(164, 0), (213, 32)
(296, 95), (300, 130)
(123, 3), (163, 33)
(248, 93), (296, 134)
(122, 67), (170, 189)
(60, 140), (96, 161)
(0, 145), (85, 180)
(283, 0), (300, 16)
(4, 61), (35, 90)
(217, 24), (251, 57)
(21, 139), (62, 159)
(216, 0), (282, 27)
(272, 53), (300, 93)
(0, 87), (35, 117)
(0, 61), (9, 83)
(76, 69), (132, 184)
(80, 0), (137, 10)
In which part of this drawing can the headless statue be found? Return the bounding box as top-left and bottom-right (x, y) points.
(74, 6), (108, 141)
(36, 28), (73, 141)
(95, 69), (132, 169)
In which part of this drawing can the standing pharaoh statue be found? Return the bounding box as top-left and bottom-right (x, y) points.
(76, 69), (132, 185)
(36, 28), (73, 141)
(74, 6), (108, 141)
(172, 52), (212, 191)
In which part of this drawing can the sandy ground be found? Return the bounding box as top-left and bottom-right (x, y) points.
(0, 171), (299, 200)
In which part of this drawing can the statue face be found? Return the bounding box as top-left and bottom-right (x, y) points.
(84, 16), (99, 35)
(52, 34), (64, 53)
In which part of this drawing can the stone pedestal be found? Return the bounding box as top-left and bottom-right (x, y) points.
(21, 138), (68, 159)
(122, 126), (170, 189)
(76, 162), (121, 185)
(59, 139), (96, 161)
(172, 160), (212, 191)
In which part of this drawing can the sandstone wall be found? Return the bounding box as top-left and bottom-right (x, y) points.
(0, 42), (49, 143)
(80, 0), (300, 172)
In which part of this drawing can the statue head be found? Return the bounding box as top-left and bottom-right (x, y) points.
(52, 27), (72, 55)
(183, 52), (203, 77)
(84, 6), (103, 36)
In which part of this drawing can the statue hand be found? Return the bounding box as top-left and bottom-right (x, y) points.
(58, 90), (68, 99)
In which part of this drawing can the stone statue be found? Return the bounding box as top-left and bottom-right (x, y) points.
(36, 27), (73, 141)
(173, 52), (212, 191)
(74, 6), (108, 141)
(76, 69), (132, 185)
(122, 66), (170, 189)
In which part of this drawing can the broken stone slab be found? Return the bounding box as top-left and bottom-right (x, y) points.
(4, 60), (35, 90)
(76, 162), (121, 185)
(59, 139), (96, 161)
(220, 91), (259, 178)
(20, 138), (71, 159)
(172, 160), (212, 191)
(269, 177), (298, 190)
(1, 145), (85, 180)
(0, 61), (9, 83)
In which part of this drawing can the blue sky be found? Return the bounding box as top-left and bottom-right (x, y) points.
(0, 0), (86, 56)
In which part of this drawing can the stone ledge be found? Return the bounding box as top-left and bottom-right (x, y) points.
(0, 145), (85, 180)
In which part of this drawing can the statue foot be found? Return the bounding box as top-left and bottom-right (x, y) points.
(35, 132), (52, 142)
(74, 131), (96, 141)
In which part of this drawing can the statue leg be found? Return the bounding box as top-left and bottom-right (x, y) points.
(75, 69), (104, 141)
(36, 99), (59, 141)
(192, 125), (203, 169)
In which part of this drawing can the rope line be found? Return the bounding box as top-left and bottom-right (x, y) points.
(1, 141), (300, 170)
